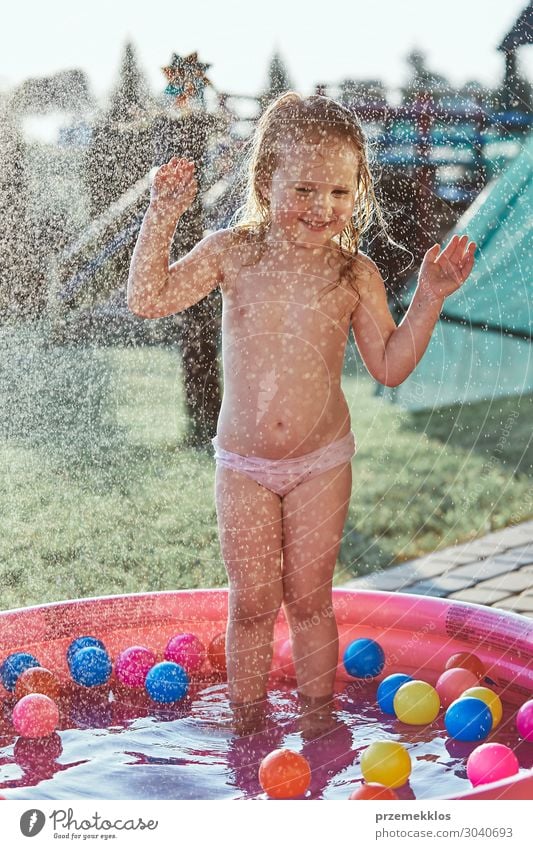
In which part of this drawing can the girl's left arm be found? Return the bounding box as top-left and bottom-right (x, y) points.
(351, 235), (476, 387)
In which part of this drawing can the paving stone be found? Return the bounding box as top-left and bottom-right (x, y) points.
(401, 581), (451, 598)
(402, 574), (477, 597)
(496, 529), (533, 546)
(406, 559), (455, 579)
(495, 595), (533, 613)
(499, 545), (533, 565)
(478, 572), (533, 593)
(448, 587), (512, 605)
(452, 541), (508, 558)
(425, 549), (486, 565)
(344, 572), (417, 591)
(448, 558), (521, 581)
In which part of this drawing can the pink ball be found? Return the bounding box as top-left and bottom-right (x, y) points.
(436, 667), (479, 709)
(516, 699), (533, 742)
(12, 694), (59, 738)
(466, 743), (520, 787)
(164, 633), (206, 676)
(115, 646), (156, 688)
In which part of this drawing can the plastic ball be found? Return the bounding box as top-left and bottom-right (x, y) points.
(207, 633), (227, 674)
(14, 733), (63, 772)
(377, 674), (413, 715)
(466, 743), (519, 787)
(67, 636), (106, 668)
(461, 687), (503, 729)
(516, 699), (533, 742)
(445, 652), (485, 680)
(70, 647), (112, 688)
(436, 667), (479, 709)
(259, 749), (311, 799)
(343, 638), (385, 678)
(393, 680), (440, 725)
(445, 697), (493, 742)
(14, 667), (61, 701)
(145, 661), (189, 703)
(0, 652), (40, 692)
(164, 633), (206, 676)
(349, 783), (399, 800)
(12, 694), (59, 738)
(361, 741), (411, 789)
(115, 646), (156, 688)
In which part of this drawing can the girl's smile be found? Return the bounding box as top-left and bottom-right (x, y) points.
(266, 141), (359, 247)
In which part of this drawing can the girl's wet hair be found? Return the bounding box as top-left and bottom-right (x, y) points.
(232, 91), (391, 305)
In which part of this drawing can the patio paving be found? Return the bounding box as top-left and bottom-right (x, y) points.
(343, 519), (533, 618)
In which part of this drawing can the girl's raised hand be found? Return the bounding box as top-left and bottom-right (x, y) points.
(418, 234), (477, 302)
(150, 157), (198, 215)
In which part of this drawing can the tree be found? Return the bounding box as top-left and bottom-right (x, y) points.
(107, 42), (152, 123)
(0, 109), (43, 321)
(260, 52), (294, 108)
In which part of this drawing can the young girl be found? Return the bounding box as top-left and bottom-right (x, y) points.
(128, 92), (476, 728)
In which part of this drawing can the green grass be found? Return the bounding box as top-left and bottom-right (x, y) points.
(1, 322), (531, 609)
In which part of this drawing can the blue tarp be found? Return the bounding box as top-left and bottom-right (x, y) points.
(382, 133), (532, 410)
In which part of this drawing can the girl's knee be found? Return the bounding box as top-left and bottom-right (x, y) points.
(229, 586), (282, 625)
(284, 589), (334, 626)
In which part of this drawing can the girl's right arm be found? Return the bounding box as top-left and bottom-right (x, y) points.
(127, 157), (232, 319)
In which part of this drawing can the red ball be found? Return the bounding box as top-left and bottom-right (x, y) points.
(165, 633), (206, 676)
(445, 653), (485, 680)
(349, 783), (399, 800)
(115, 646), (156, 688)
(436, 668), (479, 709)
(12, 694), (59, 738)
(259, 749), (311, 799)
(14, 667), (61, 701)
(207, 633), (227, 674)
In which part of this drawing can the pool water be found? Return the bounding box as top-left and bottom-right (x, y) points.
(1, 678), (532, 800)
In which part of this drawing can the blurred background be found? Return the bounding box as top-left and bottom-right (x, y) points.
(0, 0), (531, 608)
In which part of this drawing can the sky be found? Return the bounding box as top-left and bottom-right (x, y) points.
(0, 0), (531, 102)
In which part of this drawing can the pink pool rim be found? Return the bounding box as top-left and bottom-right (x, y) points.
(1, 588), (532, 800)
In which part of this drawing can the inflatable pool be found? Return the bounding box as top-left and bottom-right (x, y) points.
(1, 589), (532, 800)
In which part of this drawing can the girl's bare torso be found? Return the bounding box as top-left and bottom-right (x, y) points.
(216, 238), (359, 459)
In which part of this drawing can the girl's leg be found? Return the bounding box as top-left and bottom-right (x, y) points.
(215, 464), (283, 707)
(281, 462), (352, 700)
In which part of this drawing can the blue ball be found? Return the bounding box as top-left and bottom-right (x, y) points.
(67, 636), (106, 668)
(445, 697), (493, 742)
(343, 638), (385, 679)
(377, 673), (414, 714)
(0, 652), (40, 692)
(145, 661), (189, 703)
(70, 646), (112, 687)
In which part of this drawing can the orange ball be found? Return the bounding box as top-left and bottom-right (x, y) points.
(207, 633), (227, 674)
(14, 667), (61, 701)
(436, 667), (479, 708)
(445, 652), (485, 680)
(259, 749), (311, 799)
(349, 783), (398, 800)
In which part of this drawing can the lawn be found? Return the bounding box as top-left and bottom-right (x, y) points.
(1, 322), (531, 610)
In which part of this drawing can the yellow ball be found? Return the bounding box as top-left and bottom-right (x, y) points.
(360, 741), (411, 789)
(461, 686), (502, 728)
(393, 680), (440, 725)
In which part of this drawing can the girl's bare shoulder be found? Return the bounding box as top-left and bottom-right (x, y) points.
(217, 227), (266, 286)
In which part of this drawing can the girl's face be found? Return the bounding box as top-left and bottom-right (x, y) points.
(265, 138), (358, 247)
